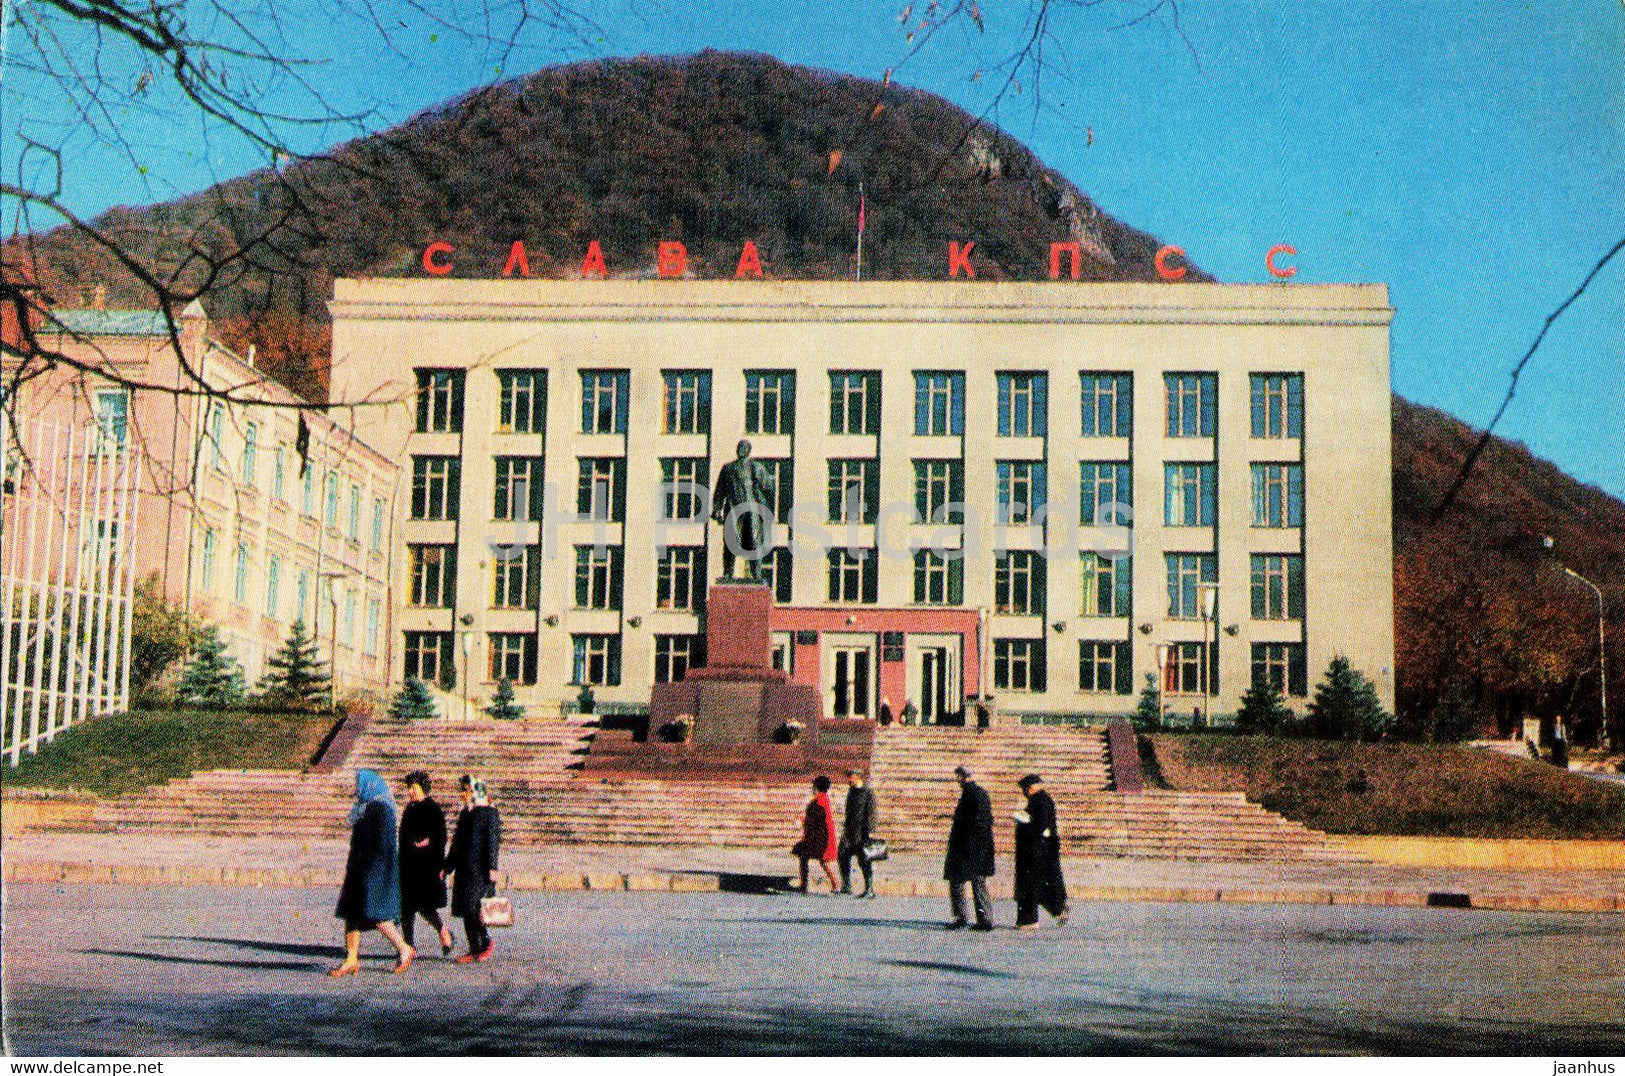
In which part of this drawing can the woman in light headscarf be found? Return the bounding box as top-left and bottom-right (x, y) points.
(445, 774), (502, 963)
(329, 768), (414, 977)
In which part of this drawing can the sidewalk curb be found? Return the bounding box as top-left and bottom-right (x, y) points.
(6, 859), (1620, 914)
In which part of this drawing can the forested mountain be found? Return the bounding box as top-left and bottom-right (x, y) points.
(13, 51), (1620, 737)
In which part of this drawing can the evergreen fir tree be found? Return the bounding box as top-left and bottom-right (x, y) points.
(1133, 674), (1162, 731)
(177, 626), (246, 710)
(1235, 677), (1293, 735)
(258, 620), (332, 710)
(1307, 656), (1391, 741)
(388, 677), (440, 720)
(484, 677), (525, 719)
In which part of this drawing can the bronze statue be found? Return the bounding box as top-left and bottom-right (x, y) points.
(712, 438), (775, 580)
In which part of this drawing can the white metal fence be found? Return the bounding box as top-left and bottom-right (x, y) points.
(2, 413), (141, 764)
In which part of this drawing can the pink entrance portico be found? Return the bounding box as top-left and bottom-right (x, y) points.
(767, 607), (983, 723)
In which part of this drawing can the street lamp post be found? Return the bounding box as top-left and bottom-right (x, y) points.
(1197, 583), (1219, 728)
(317, 570), (346, 711)
(1562, 566), (1610, 751)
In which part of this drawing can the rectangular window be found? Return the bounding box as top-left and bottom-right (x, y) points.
(994, 638), (1046, 692)
(325, 470), (339, 527)
(371, 498), (385, 552)
(744, 371), (795, 435)
(829, 371), (880, 435)
(296, 569), (310, 626)
(404, 630), (455, 690)
(494, 456), (545, 522)
(1079, 640), (1132, 694)
(273, 447), (286, 502)
(660, 458), (710, 520)
(912, 550), (964, 605)
(209, 403), (225, 470)
(995, 550), (1046, 616)
(827, 548), (878, 603)
(1164, 463), (1217, 527)
(489, 632), (539, 685)
(234, 545), (250, 605)
(497, 369), (547, 434)
(1252, 642), (1308, 697)
(302, 463), (315, 516)
(997, 372), (1048, 437)
(662, 370), (712, 434)
(1081, 373), (1133, 438)
(576, 457), (626, 522)
(572, 634), (622, 686)
(1250, 554), (1306, 620)
(1165, 553), (1217, 620)
(654, 634), (706, 684)
(914, 460), (964, 524)
(200, 529), (216, 592)
(265, 556), (281, 619)
(580, 370), (629, 435)
(1080, 553), (1131, 618)
(414, 369), (465, 434)
(756, 547), (793, 604)
(410, 457), (460, 521)
(574, 545), (624, 610)
(996, 461), (1047, 525)
(1165, 373), (1217, 438)
(1164, 641), (1217, 695)
(409, 544), (457, 608)
(760, 458), (793, 524)
(347, 485), (361, 541)
(828, 459), (879, 524)
(655, 546), (706, 611)
(1080, 462), (1132, 526)
(1251, 374), (1303, 439)
(93, 388), (129, 453)
(493, 545), (542, 610)
(365, 599), (380, 656)
(1251, 463), (1304, 528)
(914, 372), (965, 436)
(241, 422), (258, 485)
(343, 590), (356, 648)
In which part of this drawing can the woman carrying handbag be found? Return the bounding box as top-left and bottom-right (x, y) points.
(445, 774), (502, 963)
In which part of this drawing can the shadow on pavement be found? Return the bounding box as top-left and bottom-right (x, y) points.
(880, 959), (1018, 979)
(733, 916), (945, 932)
(154, 936), (344, 958)
(80, 947), (324, 972)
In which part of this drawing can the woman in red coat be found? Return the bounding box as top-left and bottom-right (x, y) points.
(792, 775), (841, 894)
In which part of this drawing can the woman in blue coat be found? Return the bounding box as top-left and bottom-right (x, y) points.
(329, 769), (415, 977)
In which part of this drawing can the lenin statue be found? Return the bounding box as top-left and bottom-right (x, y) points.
(712, 439), (775, 580)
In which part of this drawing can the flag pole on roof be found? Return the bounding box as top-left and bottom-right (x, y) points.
(856, 181), (866, 282)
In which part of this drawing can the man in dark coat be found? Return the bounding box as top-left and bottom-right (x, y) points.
(445, 775), (502, 963)
(943, 765), (996, 930)
(1013, 774), (1068, 930)
(398, 770), (453, 954)
(838, 769), (879, 897)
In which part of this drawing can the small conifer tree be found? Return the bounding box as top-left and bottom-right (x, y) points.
(177, 626), (246, 710)
(1235, 678), (1293, 735)
(258, 620), (331, 710)
(1307, 656), (1391, 741)
(1133, 674), (1162, 731)
(388, 676), (440, 720)
(484, 677), (525, 719)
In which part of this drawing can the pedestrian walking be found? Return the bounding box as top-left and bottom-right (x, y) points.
(943, 765), (996, 931)
(329, 769), (414, 977)
(900, 699), (919, 726)
(1013, 774), (1068, 930)
(838, 769), (878, 897)
(446, 774), (502, 964)
(792, 774), (841, 894)
(877, 697), (894, 727)
(398, 770), (454, 955)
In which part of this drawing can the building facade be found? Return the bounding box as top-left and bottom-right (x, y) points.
(9, 304), (398, 694)
(329, 279), (1394, 721)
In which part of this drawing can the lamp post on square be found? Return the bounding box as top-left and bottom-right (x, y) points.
(1544, 537), (1611, 750)
(1196, 583), (1220, 728)
(1155, 643), (1171, 728)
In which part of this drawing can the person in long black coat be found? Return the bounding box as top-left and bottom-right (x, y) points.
(445, 774), (502, 963)
(330, 768), (414, 977)
(398, 770), (453, 955)
(838, 769), (879, 897)
(1013, 774), (1069, 929)
(942, 765), (996, 930)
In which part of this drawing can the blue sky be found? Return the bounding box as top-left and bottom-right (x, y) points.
(6, 0), (1622, 497)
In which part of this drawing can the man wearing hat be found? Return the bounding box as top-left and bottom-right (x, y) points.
(1013, 774), (1068, 930)
(943, 765), (996, 931)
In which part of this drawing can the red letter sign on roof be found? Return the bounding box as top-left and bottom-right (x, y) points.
(658, 241), (688, 278)
(422, 242), (454, 276)
(581, 241), (608, 279)
(735, 241), (764, 279)
(948, 241), (975, 279)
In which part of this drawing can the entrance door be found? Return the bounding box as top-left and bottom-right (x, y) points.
(920, 647), (949, 724)
(831, 646), (873, 719)
(906, 633), (963, 725)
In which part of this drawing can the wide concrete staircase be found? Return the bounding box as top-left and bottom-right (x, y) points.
(90, 716), (596, 841)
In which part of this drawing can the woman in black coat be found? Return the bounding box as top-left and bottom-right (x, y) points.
(1013, 774), (1068, 929)
(445, 774), (502, 963)
(398, 770), (453, 955)
(330, 769), (414, 977)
